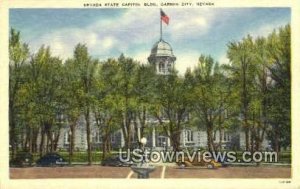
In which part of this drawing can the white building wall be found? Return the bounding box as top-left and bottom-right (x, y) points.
(239, 130), (269, 150)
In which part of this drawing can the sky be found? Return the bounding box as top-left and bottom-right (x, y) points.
(10, 8), (290, 74)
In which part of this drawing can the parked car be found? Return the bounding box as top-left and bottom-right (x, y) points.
(216, 156), (229, 167)
(10, 152), (33, 167)
(36, 153), (68, 167)
(176, 154), (222, 169)
(101, 155), (133, 167)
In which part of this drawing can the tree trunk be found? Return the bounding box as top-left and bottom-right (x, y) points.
(138, 106), (146, 140)
(46, 134), (50, 153)
(207, 124), (214, 152)
(53, 132), (60, 152)
(218, 112), (223, 151)
(274, 128), (280, 153)
(241, 60), (250, 151)
(108, 138), (112, 152)
(102, 137), (107, 160)
(47, 130), (54, 153)
(218, 128), (222, 151)
(244, 127), (249, 151)
(243, 109), (250, 151)
(70, 124), (75, 156)
(170, 131), (181, 152)
(125, 131), (132, 150)
(32, 129), (39, 153)
(123, 112), (132, 150)
(21, 129), (25, 151)
(39, 128), (45, 157)
(121, 124), (127, 150)
(9, 100), (17, 158)
(29, 127), (33, 153)
(250, 129), (255, 153)
(133, 114), (140, 144)
(85, 109), (92, 165)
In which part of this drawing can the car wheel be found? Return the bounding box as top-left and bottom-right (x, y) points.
(207, 163), (214, 169)
(179, 163), (186, 169)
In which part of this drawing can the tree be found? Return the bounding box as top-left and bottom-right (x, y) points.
(226, 25), (291, 152)
(62, 59), (82, 162)
(153, 70), (191, 152)
(227, 36), (256, 151)
(244, 37), (272, 152)
(265, 25), (291, 152)
(9, 28), (30, 157)
(93, 58), (121, 159)
(26, 46), (64, 155)
(132, 64), (157, 144)
(116, 54), (139, 149)
(190, 55), (232, 152)
(69, 44), (98, 165)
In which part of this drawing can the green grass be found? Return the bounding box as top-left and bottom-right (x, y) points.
(234, 151), (291, 163)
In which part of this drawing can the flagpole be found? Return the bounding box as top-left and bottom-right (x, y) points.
(160, 8), (162, 41)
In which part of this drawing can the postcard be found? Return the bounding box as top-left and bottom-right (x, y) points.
(0, 0), (299, 189)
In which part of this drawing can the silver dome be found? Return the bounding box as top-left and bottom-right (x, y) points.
(148, 39), (176, 63)
(150, 40), (175, 57)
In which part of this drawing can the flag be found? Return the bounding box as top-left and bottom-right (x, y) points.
(161, 9), (169, 25)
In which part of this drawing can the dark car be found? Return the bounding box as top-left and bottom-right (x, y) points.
(10, 152), (33, 167)
(36, 153), (68, 167)
(177, 156), (222, 169)
(216, 156), (229, 167)
(101, 156), (133, 167)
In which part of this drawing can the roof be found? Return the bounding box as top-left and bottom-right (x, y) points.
(149, 39), (176, 58)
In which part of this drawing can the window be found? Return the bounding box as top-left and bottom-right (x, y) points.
(97, 132), (102, 143)
(159, 62), (164, 73)
(185, 130), (193, 142)
(93, 131), (102, 143)
(64, 132), (70, 145)
(223, 132), (231, 141)
(167, 63), (172, 71)
(158, 136), (167, 147)
(111, 133), (116, 143)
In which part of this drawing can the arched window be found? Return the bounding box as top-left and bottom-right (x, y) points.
(167, 63), (172, 71)
(159, 62), (164, 73)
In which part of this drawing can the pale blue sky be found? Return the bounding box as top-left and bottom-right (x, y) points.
(10, 8), (290, 74)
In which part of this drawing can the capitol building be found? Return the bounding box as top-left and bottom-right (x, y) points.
(51, 35), (270, 152)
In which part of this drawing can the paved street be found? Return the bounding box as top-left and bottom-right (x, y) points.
(10, 165), (291, 179)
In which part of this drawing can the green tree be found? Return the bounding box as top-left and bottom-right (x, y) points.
(93, 58), (121, 159)
(190, 55), (232, 152)
(26, 46), (64, 155)
(9, 28), (30, 157)
(153, 70), (191, 152)
(132, 64), (157, 144)
(227, 35), (256, 151)
(265, 25), (291, 152)
(116, 54), (139, 149)
(69, 44), (98, 165)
